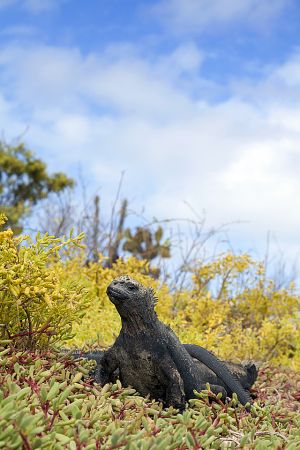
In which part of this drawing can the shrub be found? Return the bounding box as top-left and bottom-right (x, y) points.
(65, 251), (300, 370)
(0, 215), (90, 350)
(1, 212), (299, 369)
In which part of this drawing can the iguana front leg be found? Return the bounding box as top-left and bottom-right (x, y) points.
(94, 347), (119, 385)
(160, 356), (186, 410)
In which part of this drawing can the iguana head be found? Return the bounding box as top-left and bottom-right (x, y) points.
(106, 275), (157, 323)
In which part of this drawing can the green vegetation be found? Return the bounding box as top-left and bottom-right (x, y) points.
(0, 214), (88, 350)
(0, 348), (299, 449)
(0, 215), (299, 448)
(0, 142), (74, 233)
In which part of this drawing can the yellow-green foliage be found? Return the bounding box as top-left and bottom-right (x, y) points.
(0, 215), (90, 349)
(65, 252), (300, 370)
(182, 254), (300, 369)
(1, 214), (299, 369)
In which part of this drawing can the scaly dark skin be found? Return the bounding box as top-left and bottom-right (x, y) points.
(74, 348), (257, 397)
(93, 276), (256, 410)
(74, 349), (257, 396)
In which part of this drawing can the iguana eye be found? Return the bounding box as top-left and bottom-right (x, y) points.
(127, 283), (137, 290)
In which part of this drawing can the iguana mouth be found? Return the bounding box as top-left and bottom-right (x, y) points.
(106, 286), (128, 300)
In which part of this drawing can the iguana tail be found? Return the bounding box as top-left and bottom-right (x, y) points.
(184, 344), (252, 407)
(58, 349), (104, 363)
(75, 350), (104, 363)
(243, 361), (258, 389)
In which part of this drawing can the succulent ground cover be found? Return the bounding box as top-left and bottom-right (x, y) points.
(0, 347), (299, 449)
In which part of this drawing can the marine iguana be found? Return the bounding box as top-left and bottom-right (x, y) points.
(92, 275), (256, 410)
(74, 347), (257, 396)
(76, 347), (257, 396)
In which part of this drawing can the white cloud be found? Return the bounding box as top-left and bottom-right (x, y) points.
(151, 0), (291, 34)
(1, 42), (300, 272)
(0, 43), (205, 120)
(273, 52), (300, 87)
(157, 42), (205, 74)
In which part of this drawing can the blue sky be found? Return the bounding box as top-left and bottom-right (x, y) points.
(1, 0), (300, 280)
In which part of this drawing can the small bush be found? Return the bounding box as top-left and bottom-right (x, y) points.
(1, 212), (299, 369)
(62, 251), (300, 370)
(0, 215), (90, 350)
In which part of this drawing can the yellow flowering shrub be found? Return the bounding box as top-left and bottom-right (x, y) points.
(61, 250), (300, 369)
(176, 253), (300, 369)
(0, 213), (299, 369)
(0, 215), (90, 349)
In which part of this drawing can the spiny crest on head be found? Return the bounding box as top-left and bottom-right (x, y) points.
(117, 275), (133, 283)
(115, 275), (141, 289)
(115, 275), (158, 308)
(147, 287), (158, 308)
